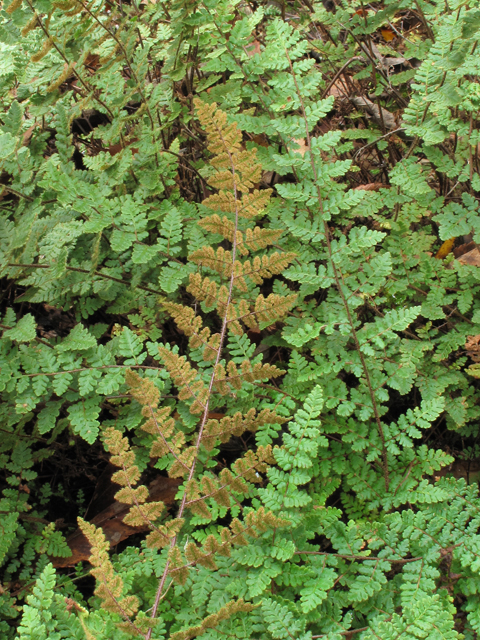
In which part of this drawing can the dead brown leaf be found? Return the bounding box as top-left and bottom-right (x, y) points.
(454, 241), (476, 258)
(457, 246), (480, 267)
(354, 183), (389, 191)
(381, 27), (395, 41)
(291, 138), (309, 156)
(246, 40), (261, 57)
(466, 335), (480, 362)
(22, 125), (37, 147)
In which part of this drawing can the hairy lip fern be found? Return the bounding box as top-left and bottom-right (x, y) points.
(3, 0), (480, 637)
(77, 100), (294, 637)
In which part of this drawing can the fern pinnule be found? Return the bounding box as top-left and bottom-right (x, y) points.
(167, 546), (189, 585)
(233, 293), (297, 331)
(145, 517), (184, 550)
(185, 541), (218, 570)
(243, 226), (283, 252)
(200, 408), (285, 452)
(194, 100), (242, 154)
(198, 214), (246, 253)
(30, 38), (54, 62)
(189, 246), (232, 276)
(6, 0), (22, 13)
(213, 360), (284, 395)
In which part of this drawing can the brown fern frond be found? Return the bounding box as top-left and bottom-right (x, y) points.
(229, 518), (249, 545)
(169, 445), (197, 478)
(122, 502), (165, 527)
(226, 309), (244, 336)
(104, 427), (171, 532)
(227, 149), (262, 191)
(145, 517), (184, 550)
(256, 443), (277, 465)
(141, 406), (175, 438)
(245, 506), (290, 532)
(105, 428), (141, 486)
(207, 170), (237, 193)
(253, 293), (297, 324)
(189, 246), (232, 276)
(238, 189), (273, 219)
(238, 252), (296, 286)
(194, 100), (242, 157)
(201, 410), (260, 450)
(212, 360), (283, 396)
(232, 450), (266, 482)
(115, 485), (149, 505)
(162, 301), (220, 361)
(195, 100), (263, 195)
(203, 534), (225, 556)
(209, 149), (261, 193)
(167, 546), (189, 585)
(211, 363), (227, 395)
(219, 468), (250, 494)
(202, 191), (237, 214)
(185, 542), (218, 570)
(199, 475), (230, 508)
(202, 189), (273, 221)
(162, 302), (205, 338)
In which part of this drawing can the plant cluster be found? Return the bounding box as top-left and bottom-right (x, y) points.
(2, 0), (480, 637)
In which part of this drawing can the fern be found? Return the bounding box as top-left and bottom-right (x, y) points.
(1, 0), (480, 637)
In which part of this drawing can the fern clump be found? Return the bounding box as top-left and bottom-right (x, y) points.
(2, 0), (480, 637)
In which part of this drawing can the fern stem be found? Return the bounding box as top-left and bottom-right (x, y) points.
(321, 56), (364, 100)
(295, 551), (424, 562)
